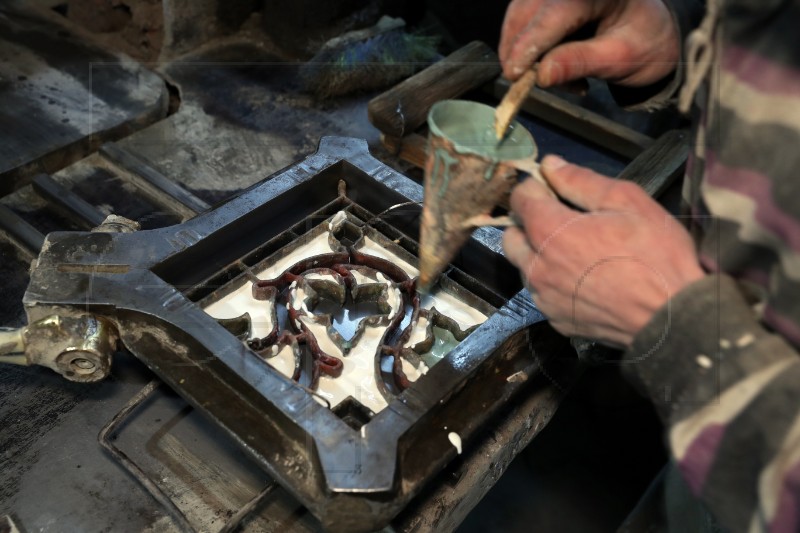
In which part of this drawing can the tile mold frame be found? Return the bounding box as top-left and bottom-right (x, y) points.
(23, 137), (565, 532)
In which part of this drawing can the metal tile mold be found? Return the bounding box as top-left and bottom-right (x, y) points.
(23, 137), (554, 532)
(202, 207), (494, 415)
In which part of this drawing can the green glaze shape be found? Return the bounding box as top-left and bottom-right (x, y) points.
(431, 148), (460, 197)
(421, 326), (461, 368)
(483, 161), (498, 181)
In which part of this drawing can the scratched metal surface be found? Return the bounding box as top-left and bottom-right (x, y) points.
(0, 2), (168, 194)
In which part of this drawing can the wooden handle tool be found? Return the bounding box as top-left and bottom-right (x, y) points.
(494, 67), (538, 139)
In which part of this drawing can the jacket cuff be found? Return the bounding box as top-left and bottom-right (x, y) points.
(608, 0), (706, 111)
(622, 274), (782, 422)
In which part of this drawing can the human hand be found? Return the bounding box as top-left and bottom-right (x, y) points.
(499, 0), (680, 88)
(502, 156), (705, 348)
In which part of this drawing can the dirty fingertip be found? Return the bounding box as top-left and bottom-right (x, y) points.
(503, 60), (524, 80)
(541, 154), (567, 172)
(537, 60), (563, 87)
(511, 178), (548, 210)
(501, 226), (532, 267)
(501, 224), (520, 249)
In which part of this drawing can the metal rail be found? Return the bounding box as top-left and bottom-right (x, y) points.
(98, 381), (195, 533)
(100, 143), (210, 219)
(0, 204), (45, 254)
(32, 173), (107, 228)
(98, 380), (278, 533)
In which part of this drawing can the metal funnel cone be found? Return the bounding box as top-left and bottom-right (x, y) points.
(418, 204), (474, 292)
(417, 135), (518, 291)
(417, 100), (537, 291)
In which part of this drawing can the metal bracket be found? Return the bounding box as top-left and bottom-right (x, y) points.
(1, 315), (117, 382)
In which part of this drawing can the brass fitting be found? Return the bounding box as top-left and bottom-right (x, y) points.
(0, 314), (119, 382)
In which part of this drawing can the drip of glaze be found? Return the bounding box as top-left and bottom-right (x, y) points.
(448, 431), (462, 454)
(405, 316), (429, 347)
(483, 161), (498, 181)
(400, 357), (425, 383)
(430, 148), (460, 197)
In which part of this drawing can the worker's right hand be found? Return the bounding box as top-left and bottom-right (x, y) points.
(499, 0), (680, 88)
(502, 155), (705, 348)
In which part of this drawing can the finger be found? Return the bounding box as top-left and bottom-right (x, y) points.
(503, 227), (545, 300)
(537, 34), (635, 87)
(539, 155), (638, 211)
(509, 175), (577, 245)
(502, 226), (536, 271)
(505, 0), (594, 79)
(499, 0), (545, 68)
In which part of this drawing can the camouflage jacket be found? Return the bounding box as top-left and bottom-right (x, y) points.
(625, 1), (800, 531)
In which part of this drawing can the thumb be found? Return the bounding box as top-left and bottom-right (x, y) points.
(540, 155), (622, 211)
(537, 35), (632, 87)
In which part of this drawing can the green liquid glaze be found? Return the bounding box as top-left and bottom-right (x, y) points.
(421, 326), (461, 368)
(484, 161), (498, 181)
(428, 100), (537, 162)
(432, 148), (460, 197)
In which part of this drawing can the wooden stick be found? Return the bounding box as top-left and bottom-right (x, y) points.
(459, 214), (517, 229)
(494, 67), (538, 139)
(489, 78), (654, 159)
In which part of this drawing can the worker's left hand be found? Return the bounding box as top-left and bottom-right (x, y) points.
(503, 156), (705, 348)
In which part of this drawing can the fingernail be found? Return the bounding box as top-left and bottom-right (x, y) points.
(540, 61), (562, 87)
(542, 155), (567, 171)
(512, 65), (524, 77)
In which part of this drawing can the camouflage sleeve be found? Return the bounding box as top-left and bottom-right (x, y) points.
(624, 274), (800, 532)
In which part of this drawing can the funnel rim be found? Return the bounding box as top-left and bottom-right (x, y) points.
(427, 99), (537, 162)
